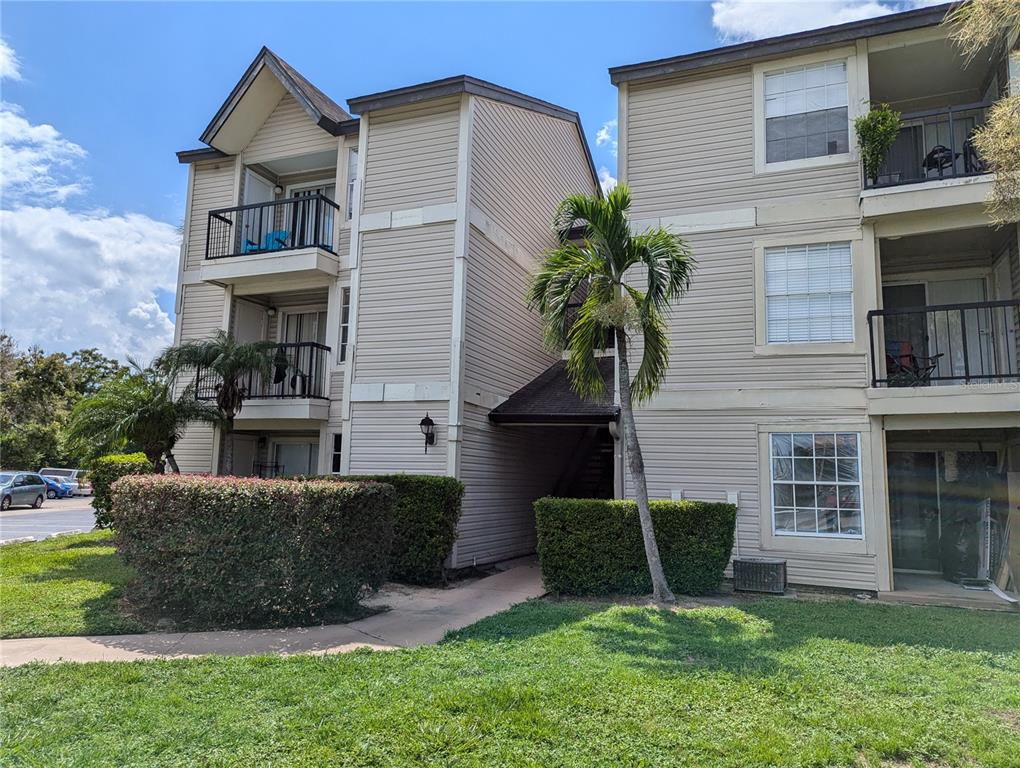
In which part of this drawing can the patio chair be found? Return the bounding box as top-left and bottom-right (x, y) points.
(261, 229), (290, 251)
(922, 145), (958, 179)
(885, 341), (944, 387)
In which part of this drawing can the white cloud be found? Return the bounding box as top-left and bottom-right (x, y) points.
(711, 0), (944, 42)
(598, 166), (618, 194)
(0, 206), (179, 362)
(0, 39), (21, 81)
(595, 118), (618, 157)
(0, 40), (179, 362)
(0, 102), (88, 204)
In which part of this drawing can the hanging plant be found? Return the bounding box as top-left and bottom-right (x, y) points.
(854, 104), (902, 184)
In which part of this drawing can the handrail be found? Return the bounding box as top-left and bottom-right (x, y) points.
(868, 299), (1019, 387)
(209, 193), (339, 218)
(868, 298), (1019, 318)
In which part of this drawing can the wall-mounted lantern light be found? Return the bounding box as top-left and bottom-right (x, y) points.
(273, 185), (284, 195)
(419, 413), (436, 453)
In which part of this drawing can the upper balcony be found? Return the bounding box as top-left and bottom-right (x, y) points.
(200, 194), (341, 293)
(860, 29), (1001, 217)
(863, 102), (990, 191)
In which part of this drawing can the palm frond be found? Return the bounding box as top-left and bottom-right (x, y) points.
(630, 308), (671, 404)
(564, 292), (610, 401)
(630, 228), (696, 314)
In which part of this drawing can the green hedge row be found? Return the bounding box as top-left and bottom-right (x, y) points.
(110, 475), (395, 628)
(303, 474), (464, 584)
(534, 498), (736, 596)
(90, 452), (154, 528)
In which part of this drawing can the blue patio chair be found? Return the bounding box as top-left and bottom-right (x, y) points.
(261, 229), (289, 251)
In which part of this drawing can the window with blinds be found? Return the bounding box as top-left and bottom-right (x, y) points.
(764, 59), (848, 164)
(765, 241), (853, 344)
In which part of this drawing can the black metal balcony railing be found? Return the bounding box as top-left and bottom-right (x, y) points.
(867, 300), (1019, 387)
(863, 102), (991, 189)
(206, 194), (339, 260)
(195, 342), (331, 401)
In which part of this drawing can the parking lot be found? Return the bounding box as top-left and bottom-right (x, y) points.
(0, 496), (97, 543)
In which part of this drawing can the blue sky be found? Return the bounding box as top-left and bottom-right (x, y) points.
(0, 1), (934, 361)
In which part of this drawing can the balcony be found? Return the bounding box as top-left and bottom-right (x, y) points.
(863, 103), (990, 191)
(195, 341), (330, 422)
(867, 299), (1019, 388)
(200, 195), (341, 293)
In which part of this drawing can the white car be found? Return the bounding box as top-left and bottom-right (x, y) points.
(38, 467), (93, 496)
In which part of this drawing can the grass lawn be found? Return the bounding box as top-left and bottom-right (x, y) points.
(3, 599), (1019, 767)
(0, 531), (144, 639)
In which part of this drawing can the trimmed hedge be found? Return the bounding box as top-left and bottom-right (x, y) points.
(109, 475), (395, 628)
(90, 453), (154, 528)
(534, 498), (736, 596)
(303, 474), (464, 585)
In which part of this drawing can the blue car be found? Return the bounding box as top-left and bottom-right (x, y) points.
(41, 475), (75, 500)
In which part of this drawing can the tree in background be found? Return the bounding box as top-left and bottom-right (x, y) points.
(527, 185), (695, 604)
(946, 0), (1020, 223)
(0, 333), (125, 468)
(66, 362), (221, 472)
(157, 331), (277, 475)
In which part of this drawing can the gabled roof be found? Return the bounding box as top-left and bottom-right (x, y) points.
(199, 47), (355, 152)
(489, 359), (619, 425)
(347, 75), (602, 196)
(609, 2), (954, 85)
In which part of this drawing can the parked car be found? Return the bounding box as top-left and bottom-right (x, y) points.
(41, 475), (76, 500)
(0, 472), (47, 510)
(39, 467), (92, 496)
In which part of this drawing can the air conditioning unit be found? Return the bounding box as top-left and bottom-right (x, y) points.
(733, 557), (787, 594)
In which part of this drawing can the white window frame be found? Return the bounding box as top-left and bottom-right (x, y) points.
(276, 304), (329, 344)
(338, 286), (352, 363)
(753, 229), (867, 357)
(330, 433), (343, 475)
(753, 46), (865, 175)
(345, 147), (359, 221)
(268, 436), (320, 478)
(755, 421), (876, 558)
(768, 431), (865, 540)
(765, 241), (855, 345)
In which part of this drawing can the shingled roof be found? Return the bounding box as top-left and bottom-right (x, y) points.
(489, 359), (619, 425)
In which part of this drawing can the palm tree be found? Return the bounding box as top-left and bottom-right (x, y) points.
(527, 185), (695, 604)
(157, 331), (278, 475)
(66, 362), (221, 472)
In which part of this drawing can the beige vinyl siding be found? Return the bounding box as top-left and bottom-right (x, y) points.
(625, 67), (860, 218)
(462, 226), (557, 396)
(173, 283), (226, 473)
(361, 98), (460, 214)
(656, 224), (868, 387)
(469, 97), (594, 258)
(627, 409), (879, 591)
(184, 159), (236, 270)
(347, 401), (448, 475)
(455, 404), (575, 567)
(243, 93), (338, 165)
(353, 223), (454, 382)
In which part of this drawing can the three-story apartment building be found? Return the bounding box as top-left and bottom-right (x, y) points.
(610, 3), (1019, 601)
(173, 4), (1018, 601)
(174, 49), (601, 568)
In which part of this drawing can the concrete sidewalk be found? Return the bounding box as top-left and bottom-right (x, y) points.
(0, 563), (544, 667)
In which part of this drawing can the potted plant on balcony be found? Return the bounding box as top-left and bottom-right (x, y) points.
(855, 104), (902, 186)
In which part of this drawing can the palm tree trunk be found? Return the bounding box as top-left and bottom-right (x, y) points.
(221, 418), (234, 475)
(165, 451), (181, 474)
(615, 328), (677, 605)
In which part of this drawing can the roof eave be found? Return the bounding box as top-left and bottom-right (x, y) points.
(176, 147), (229, 164)
(609, 2), (956, 85)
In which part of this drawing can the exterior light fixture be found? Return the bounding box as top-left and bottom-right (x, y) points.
(419, 413), (436, 453)
(273, 185), (284, 195)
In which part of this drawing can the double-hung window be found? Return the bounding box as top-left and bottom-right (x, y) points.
(330, 433), (343, 474)
(346, 149), (359, 220)
(765, 241), (853, 344)
(770, 432), (863, 538)
(338, 287), (351, 362)
(765, 60), (848, 164)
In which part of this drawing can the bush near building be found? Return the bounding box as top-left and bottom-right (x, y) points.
(304, 474), (464, 585)
(109, 475), (395, 628)
(534, 498), (736, 596)
(89, 452), (154, 528)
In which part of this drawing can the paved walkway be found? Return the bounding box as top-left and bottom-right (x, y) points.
(0, 563), (545, 667)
